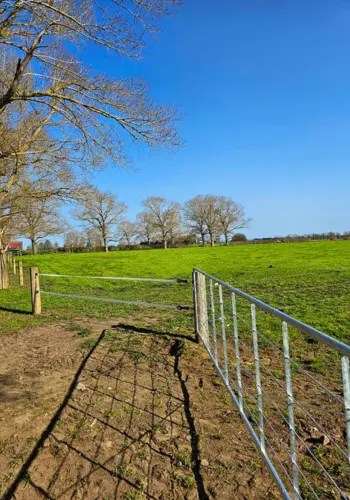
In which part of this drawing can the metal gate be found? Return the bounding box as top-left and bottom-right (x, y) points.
(193, 267), (350, 500)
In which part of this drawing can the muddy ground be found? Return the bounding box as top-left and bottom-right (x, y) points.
(0, 318), (281, 499)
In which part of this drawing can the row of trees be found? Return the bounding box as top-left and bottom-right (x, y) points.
(18, 190), (250, 252)
(70, 192), (250, 250)
(0, 0), (181, 287)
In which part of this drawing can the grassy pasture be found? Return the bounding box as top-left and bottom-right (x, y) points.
(2, 240), (350, 497)
(1, 240), (350, 343)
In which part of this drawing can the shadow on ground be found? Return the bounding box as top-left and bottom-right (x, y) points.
(3, 325), (211, 500)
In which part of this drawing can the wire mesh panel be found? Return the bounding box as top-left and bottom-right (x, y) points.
(193, 267), (350, 500)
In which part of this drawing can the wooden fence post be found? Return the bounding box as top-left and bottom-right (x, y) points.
(19, 261), (24, 287)
(13, 258), (16, 275)
(30, 267), (41, 315)
(198, 272), (209, 345)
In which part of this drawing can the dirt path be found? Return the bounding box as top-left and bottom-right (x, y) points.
(0, 320), (280, 499)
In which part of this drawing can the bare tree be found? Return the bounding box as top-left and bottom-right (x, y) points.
(216, 196), (251, 245)
(0, 2), (181, 284)
(17, 199), (66, 254)
(0, 1), (181, 170)
(73, 187), (127, 252)
(142, 197), (181, 249)
(136, 211), (156, 246)
(200, 195), (221, 247)
(117, 221), (138, 247)
(64, 231), (86, 251)
(86, 228), (101, 249)
(183, 195), (208, 246)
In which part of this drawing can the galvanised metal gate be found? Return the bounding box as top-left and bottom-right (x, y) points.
(193, 267), (350, 500)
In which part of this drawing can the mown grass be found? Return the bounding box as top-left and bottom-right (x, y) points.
(1, 241), (350, 345)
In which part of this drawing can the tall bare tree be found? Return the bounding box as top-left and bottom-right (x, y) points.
(142, 197), (181, 249)
(64, 231), (86, 251)
(17, 199), (66, 254)
(73, 187), (127, 252)
(0, 1), (181, 169)
(0, 1), (181, 283)
(183, 195), (208, 246)
(86, 228), (102, 249)
(216, 196), (251, 245)
(136, 211), (156, 246)
(200, 195), (221, 247)
(117, 221), (138, 247)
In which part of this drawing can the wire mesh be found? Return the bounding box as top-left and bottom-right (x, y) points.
(193, 268), (350, 500)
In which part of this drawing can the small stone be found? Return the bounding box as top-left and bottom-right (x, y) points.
(76, 382), (86, 391)
(102, 440), (113, 449)
(201, 459), (209, 467)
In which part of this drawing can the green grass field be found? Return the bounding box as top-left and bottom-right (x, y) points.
(1, 240), (350, 343)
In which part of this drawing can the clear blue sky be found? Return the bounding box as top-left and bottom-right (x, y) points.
(75, 1), (350, 239)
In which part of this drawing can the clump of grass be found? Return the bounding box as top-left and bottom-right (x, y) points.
(115, 462), (127, 477)
(80, 338), (96, 350)
(71, 323), (92, 338)
(174, 449), (192, 470)
(172, 471), (196, 489)
(122, 491), (142, 500)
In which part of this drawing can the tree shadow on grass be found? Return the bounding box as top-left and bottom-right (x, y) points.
(0, 306), (32, 315)
(112, 322), (197, 343)
(3, 325), (209, 500)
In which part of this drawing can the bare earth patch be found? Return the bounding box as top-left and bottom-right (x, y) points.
(0, 320), (280, 499)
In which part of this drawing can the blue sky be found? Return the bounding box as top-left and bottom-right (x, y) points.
(67, 1), (350, 240)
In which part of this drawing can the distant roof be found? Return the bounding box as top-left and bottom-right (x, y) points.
(8, 241), (23, 250)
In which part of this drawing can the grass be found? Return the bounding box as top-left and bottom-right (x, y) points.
(1, 241), (350, 346)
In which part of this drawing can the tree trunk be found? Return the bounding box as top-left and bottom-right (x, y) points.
(0, 250), (9, 289)
(31, 239), (37, 254)
(201, 233), (206, 246)
(209, 232), (215, 247)
(103, 236), (108, 252)
(163, 239), (168, 249)
(224, 232), (229, 245)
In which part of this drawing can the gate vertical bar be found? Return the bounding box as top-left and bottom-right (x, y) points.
(341, 356), (350, 463)
(232, 292), (243, 411)
(203, 275), (210, 350)
(282, 321), (300, 499)
(219, 284), (229, 382)
(251, 303), (265, 453)
(209, 279), (218, 362)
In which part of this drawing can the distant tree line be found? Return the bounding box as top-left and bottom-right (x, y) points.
(24, 189), (251, 253)
(251, 232), (350, 244)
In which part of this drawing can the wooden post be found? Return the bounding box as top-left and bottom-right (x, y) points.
(198, 272), (209, 345)
(13, 257), (16, 275)
(30, 267), (41, 315)
(19, 261), (24, 287)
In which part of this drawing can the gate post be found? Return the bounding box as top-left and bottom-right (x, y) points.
(192, 270), (199, 343)
(197, 272), (209, 345)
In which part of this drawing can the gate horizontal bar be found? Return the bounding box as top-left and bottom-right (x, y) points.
(39, 273), (188, 284)
(40, 290), (192, 311)
(194, 267), (350, 357)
